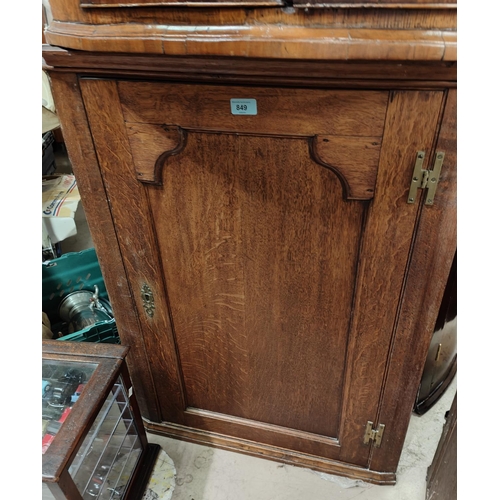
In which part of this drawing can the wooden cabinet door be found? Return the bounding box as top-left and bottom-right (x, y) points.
(80, 79), (444, 472)
(426, 393), (457, 500)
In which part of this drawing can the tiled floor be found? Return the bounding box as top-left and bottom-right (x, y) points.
(50, 143), (457, 499)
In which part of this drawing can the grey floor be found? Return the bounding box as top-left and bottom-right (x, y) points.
(50, 143), (457, 499)
(145, 378), (456, 500)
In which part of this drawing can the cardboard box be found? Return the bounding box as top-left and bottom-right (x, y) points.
(42, 174), (81, 245)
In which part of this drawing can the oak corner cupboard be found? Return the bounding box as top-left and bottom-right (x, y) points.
(43, 0), (457, 485)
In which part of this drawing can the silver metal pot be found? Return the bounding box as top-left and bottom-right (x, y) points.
(59, 286), (113, 334)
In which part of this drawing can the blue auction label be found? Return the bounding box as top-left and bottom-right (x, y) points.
(230, 99), (257, 115)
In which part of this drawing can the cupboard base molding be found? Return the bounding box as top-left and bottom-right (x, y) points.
(143, 419), (397, 485)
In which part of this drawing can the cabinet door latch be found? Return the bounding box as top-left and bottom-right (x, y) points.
(363, 421), (385, 447)
(407, 151), (445, 205)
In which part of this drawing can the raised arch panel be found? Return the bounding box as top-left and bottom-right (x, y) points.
(147, 131), (367, 437)
(126, 124), (382, 199)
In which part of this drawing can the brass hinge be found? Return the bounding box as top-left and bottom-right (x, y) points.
(407, 151), (445, 205)
(363, 421), (385, 448)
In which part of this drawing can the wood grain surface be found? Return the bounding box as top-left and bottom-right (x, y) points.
(312, 135), (382, 200)
(80, 79), (189, 423)
(125, 122), (382, 198)
(44, 0), (456, 481)
(47, 0), (457, 31)
(46, 22), (456, 60)
(338, 89), (444, 468)
(45, 0), (457, 466)
(149, 131), (365, 438)
(293, 0), (455, 5)
(370, 88), (456, 472)
(82, 0), (283, 5)
(81, 0), (454, 6)
(45, 0), (456, 60)
(42, 47), (457, 87)
(118, 82), (388, 136)
(47, 72), (161, 422)
(75, 73), (448, 475)
(426, 392), (457, 499)
(73, 73), (450, 474)
(126, 123), (186, 183)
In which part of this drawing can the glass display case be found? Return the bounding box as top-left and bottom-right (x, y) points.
(42, 340), (160, 499)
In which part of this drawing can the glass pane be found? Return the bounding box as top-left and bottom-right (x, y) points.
(69, 376), (144, 499)
(42, 359), (97, 454)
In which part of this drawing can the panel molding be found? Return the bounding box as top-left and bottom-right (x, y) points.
(43, 47), (457, 90)
(126, 123), (186, 184)
(80, 78), (189, 422)
(185, 407), (340, 446)
(144, 419), (397, 485)
(126, 123), (381, 199)
(147, 130), (365, 441)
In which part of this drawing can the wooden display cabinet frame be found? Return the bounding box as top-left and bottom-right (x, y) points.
(42, 340), (160, 500)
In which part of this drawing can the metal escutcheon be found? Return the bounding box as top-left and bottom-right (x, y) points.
(141, 284), (155, 318)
